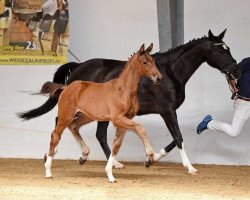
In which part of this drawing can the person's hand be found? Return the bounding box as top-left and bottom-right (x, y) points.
(230, 79), (239, 93)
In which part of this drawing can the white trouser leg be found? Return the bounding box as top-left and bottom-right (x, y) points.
(207, 99), (249, 137)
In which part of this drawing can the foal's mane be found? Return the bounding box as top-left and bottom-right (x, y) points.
(116, 50), (146, 78)
(153, 36), (209, 57)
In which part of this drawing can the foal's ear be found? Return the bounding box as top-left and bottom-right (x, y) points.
(218, 29), (227, 40)
(139, 44), (145, 54)
(146, 43), (153, 53)
(208, 29), (215, 39)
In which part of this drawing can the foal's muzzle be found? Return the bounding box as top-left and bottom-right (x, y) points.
(151, 75), (162, 85)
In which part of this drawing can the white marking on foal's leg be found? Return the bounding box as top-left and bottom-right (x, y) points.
(153, 149), (168, 162)
(179, 143), (197, 175)
(113, 159), (125, 169)
(44, 154), (53, 178)
(105, 155), (116, 183)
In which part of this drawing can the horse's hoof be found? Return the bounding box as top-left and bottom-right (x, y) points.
(113, 162), (125, 169)
(79, 157), (87, 165)
(45, 175), (53, 179)
(109, 179), (117, 183)
(144, 159), (152, 168)
(188, 168), (198, 175)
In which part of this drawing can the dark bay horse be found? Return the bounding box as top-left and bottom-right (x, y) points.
(19, 30), (240, 174)
(41, 44), (162, 182)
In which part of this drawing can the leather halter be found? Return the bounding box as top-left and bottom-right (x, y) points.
(211, 42), (236, 79)
(211, 43), (238, 99)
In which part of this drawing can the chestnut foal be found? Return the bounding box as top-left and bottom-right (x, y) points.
(41, 44), (162, 182)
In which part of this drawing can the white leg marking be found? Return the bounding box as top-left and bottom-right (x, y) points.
(105, 156), (116, 183)
(113, 159), (125, 169)
(179, 143), (197, 175)
(44, 155), (53, 178)
(153, 149), (168, 162)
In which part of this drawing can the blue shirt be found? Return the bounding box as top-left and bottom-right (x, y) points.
(237, 57), (250, 98)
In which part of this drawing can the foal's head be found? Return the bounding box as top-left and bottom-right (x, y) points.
(131, 44), (162, 85)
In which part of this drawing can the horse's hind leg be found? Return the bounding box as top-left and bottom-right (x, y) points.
(105, 127), (126, 183)
(68, 112), (93, 164)
(161, 112), (197, 175)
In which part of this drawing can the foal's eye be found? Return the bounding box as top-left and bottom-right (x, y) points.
(143, 62), (147, 64)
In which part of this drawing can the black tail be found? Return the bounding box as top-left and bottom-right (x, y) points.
(17, 97), (58, 120)
(53, 62), (80, 84)
(18, 62), (81, 120)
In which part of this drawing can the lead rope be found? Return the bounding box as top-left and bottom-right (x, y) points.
(68, 49), (81, 63)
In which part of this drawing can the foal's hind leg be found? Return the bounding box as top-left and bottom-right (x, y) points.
(44, 119), (71, 178)
(69, 115), (125, 168)
(44, 96), (77, 178)
(68, 112), (93, 164)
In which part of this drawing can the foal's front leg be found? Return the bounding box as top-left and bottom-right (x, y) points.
(105, 127), (126, 183)
(112, 116), (155, 161)
(96, 121), (125, 169)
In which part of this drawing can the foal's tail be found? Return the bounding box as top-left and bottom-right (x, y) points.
(40, 82), (65, 97)
(18, 62), (80, 120)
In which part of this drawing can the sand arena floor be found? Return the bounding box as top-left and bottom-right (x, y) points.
(0, 158), (249, 200)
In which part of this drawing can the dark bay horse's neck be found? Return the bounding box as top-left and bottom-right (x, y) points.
(167, 40), (207, 85)
(117, 62), (141, 93)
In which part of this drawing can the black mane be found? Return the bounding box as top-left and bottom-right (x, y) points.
(153, 35), (208, 57)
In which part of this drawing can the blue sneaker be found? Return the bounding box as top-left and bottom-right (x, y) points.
(197, 115), (212, 134)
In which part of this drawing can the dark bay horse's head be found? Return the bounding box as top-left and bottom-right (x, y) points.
(132, 44), (162, 85)
(204, 29), (241, 81)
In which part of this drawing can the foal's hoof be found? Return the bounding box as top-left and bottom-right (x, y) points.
(109, 179), (117, 183)
(79, 157), (87, 165)
(188, 168), (198, 175)
(144, 159), (152, 168)
(113, 161), (125, 169)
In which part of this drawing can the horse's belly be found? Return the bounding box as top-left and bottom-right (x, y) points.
(77, 93), (111, 121)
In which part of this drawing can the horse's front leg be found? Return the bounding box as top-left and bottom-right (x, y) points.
(96, 121), (125, 169)
(159, 111), (198, 175)
(105, 127), (126, 183)
(112, 115), (155, 161)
